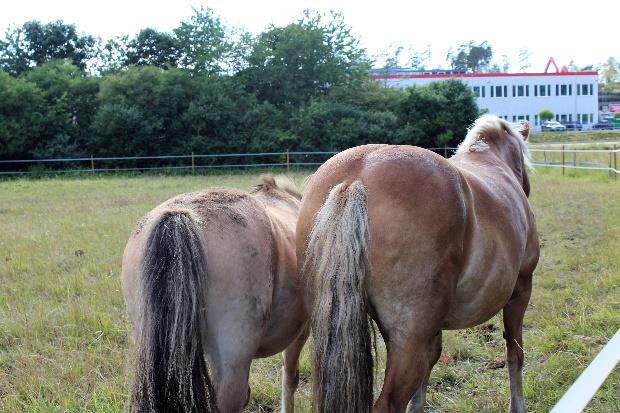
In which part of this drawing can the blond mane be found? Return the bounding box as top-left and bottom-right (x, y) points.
(456, 114), (531, 169)
(252, 174), (302, 201)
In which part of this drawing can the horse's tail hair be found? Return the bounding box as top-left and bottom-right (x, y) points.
(303, 181), (373, 413)
(131, 209), (217, 413)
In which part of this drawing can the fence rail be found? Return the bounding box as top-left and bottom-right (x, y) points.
(529, 145), (619, 175)
(1, 146), (618, 176)
(550, 329), (620, 413)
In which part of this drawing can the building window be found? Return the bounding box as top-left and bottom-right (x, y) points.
(538, 85), (546, 96)
(560, 85), (568, 96)
(535, 114), (539, 125)
(589, 84), (593, 95)
(547, 85), (551, 96)
(493, 85), (507, 97)
(517, 85), (525, 96)
(560, 114), (568, 122)
(556, 85), (559, 96)
(569, 85), (572, 95)
(581, 114), (588, 123)
(473, 86), (480, 97)
(590, 113), (593, 123)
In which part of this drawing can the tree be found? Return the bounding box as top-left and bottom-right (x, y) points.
(25, 61), (99, 157)
(0, 20), (96, 75)
(446, 47), (468, 71)
(0, 26), (30, 75)
(125, 28), (180, 68)
(447, 41), (492, 73)
(398, 79), (478, 147)
(93, 36), (130, 74)
(568, 60), (579, 72)
(502, 54), (510, 73)
(291, 80), (403, 151)
(91, 66), (194, 156)
(237, 10), (370, 108)
(409, 45), (432, 71)
(0, 71), (45, 159)
(539, 109), (553, 122)
(174, 7), (230, 75)
(600, 57), (619, 84)
(383, 44), (404, 69)
(518, 49), (531, 72)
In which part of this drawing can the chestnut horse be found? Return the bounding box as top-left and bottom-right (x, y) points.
(297, 115), (539, 413)
(122, 175), (308, 412)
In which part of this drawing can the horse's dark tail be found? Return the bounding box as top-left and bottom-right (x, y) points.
(302, 181), (374, 413)
(131, 209), (217, 413)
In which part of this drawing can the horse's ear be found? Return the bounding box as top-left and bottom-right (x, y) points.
(518, 121), (530, 141)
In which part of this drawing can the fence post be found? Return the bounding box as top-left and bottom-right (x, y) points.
(609, 149), (613, 179)
(573, 150), (576, 167)
(91, 155), (94, 172)
(614, 145), (617, 180)
(562, 145), (565, 176)
(191, 152), (195, 173)
(543, 150), (547, 164)
(286, 149), (290, 173)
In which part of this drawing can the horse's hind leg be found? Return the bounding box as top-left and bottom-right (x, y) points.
(373, 334), (439, 413)
(280, 325), (309, 413)
(502, 271), (533, 413)
(213, 357), (253, 413)
(406, 331), (442, 413)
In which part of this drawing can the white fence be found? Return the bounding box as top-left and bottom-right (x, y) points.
(550, 329), (620, 413)
(529, 143), (619, 175)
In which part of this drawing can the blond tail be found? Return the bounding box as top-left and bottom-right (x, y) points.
(303, 181), (373, 413)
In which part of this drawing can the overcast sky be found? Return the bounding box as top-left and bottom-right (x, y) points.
(1, 0), (617, 72)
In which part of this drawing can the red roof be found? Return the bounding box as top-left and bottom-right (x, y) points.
(370, 71), (598, 80)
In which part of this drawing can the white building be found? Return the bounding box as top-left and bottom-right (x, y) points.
(369, 63), (599, 130)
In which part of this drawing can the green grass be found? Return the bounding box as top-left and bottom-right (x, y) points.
(530, 130), (620, 144)
(0, 169), (618, 412)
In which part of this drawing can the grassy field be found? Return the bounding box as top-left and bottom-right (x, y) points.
(530, 130), (620, 144)
(0, 168), (618, 412)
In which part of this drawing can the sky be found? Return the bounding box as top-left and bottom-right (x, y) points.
(1, 0), (618, 72)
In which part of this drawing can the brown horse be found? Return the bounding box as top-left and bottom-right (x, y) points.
(297, 114), (539, 413)
(121, 175), (308, 413)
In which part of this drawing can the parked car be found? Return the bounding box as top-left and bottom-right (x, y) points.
(592, 121), (614, 130)
(541, 120), (567, 131)
(561, 121), (583, 131)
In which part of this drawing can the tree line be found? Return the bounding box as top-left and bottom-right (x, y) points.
(0, 9), (481, 163)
